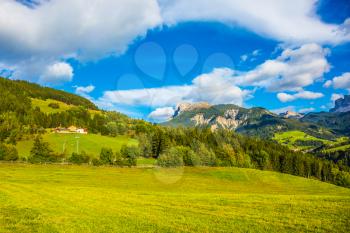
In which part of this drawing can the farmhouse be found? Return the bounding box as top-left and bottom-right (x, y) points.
(53, 126), (88, 134)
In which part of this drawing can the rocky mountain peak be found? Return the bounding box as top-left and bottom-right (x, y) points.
(279, 111), (303, 119)
(330, 95), (350, 113)
(173, 102), (212, 117)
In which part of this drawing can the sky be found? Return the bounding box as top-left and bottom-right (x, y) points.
(1, 0), (350, 122)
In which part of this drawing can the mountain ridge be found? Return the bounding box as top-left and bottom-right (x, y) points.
(164, 100), (350, 139)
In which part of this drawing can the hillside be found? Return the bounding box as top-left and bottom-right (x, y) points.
(0, 77), (97, 109)
(16, 133), (138, 158)
(0, 77), (349, 188)
(1, 164), (349, 233)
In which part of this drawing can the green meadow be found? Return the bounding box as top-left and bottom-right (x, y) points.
(273, 130), (348, 151)
(31, 98), (101, 115)
(0, 164), (349, 233)
(16, 133), (138, 158)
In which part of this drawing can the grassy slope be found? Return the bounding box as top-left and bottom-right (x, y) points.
(273, 130), (348, 151)
(324, 144), (350, 152)
(0, 164), (349, 233)
(31, 98), (101, 115)
(16, 133), (138, 158)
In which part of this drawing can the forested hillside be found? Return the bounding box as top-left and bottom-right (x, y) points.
(0, 77), (349, 188)
(0, 77), (97, 109)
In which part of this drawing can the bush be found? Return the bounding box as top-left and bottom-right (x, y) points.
(100, 148), (114, 165)
(0, 143), (19, 161)
(157, 147), (184, 167)
(48, 102), (60, 109)
(28, 135), (57, 163)
(92, 158), (102, 166)
(178, 146), (200, 166)
(68, 151), (90, 164)
(196, 144), (216, 166)
(120, 145), (139, 167)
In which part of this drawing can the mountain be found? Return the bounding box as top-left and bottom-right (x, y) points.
(165, 102), (337, 140)
(330, 95), (350, 113)
(279, 111), (303, 119)
(301, 111), (350, 136)
(297, 95), (350, 136)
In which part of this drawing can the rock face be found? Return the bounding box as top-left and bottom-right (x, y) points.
(330, 95), (350, 113)
(173, 102), (212, 117)
(279, 111), (303, 119)
(190, 109), (247, 130)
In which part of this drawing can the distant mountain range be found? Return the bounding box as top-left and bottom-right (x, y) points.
(164, 96), (350, 140)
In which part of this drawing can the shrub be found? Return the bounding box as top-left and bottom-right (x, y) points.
(0, 143), (19, 161)
(69, 151), (90, 164)
(178, 146), (200, 166)
(196, 144), (216, 166)
(120, 145), (139, 167)
(28, 135), (56, 163)
(100, 148), (114, 165)
(157, 147), (184, 167)
(92, 158), (102, 166)
(48, 102), (60, 109)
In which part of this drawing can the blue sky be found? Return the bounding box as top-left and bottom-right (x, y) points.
(1, 0), (350, 121)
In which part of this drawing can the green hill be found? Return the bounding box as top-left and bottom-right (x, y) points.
(16, 133), (138, 158)
(0, 164), (349, 233)
(0, 77), (97, 109)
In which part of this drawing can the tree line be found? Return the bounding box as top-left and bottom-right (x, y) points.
(0, 76), (349, 188)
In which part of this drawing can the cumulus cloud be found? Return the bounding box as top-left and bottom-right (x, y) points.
(148, 107), (175, 122)
(98, 68), (252, 108)
(331, 93), (344, 102)
(75, 85), (95, 95)
(277, 90), (324, 102)
(332, 73), (350, 91)
(0, 0), (162, 82)
(39, 62), (73, 84)
(236, 43), (330, 91)
(323, 73), (350, 92)
(159, 0), (350, 44)
(1, 0), (349, 86)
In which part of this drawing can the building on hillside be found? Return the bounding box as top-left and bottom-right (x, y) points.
(76, 128), (88, 134)
(67, 125), (77, 132)
(53, 126), (87, 134)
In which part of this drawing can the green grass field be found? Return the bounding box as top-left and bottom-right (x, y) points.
(273, 130), (348, 151)
(31, 98), (101, 115)
(0, 164), (349, 232)
(16, 133), (138, 158)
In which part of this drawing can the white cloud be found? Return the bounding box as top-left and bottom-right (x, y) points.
(160, 0), (350, 44)
(332, 73), (350, 91)
(277, 90), (324, 102)
(98, 68), (252, 108)
(148, 107), (175, 122)
(331, 93), (344, 102)
(298, 107), (315, 113)
(75, 85), (95, 95)
(236, 43), (330, 91)
(0, 0), (162, 81)
(39, 62), (73, 84)
(240, 54), (248, 62)
(240, 49), (261, 62)
(323, 73), (350, 92)
(1, 1), (348, 86)
(323, 80), (332, 88)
